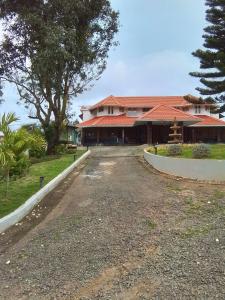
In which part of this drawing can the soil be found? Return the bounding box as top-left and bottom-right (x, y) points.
(0, 146), (224, 299)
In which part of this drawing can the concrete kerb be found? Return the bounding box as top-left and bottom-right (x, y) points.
(0, 150), (91, 233)
(144, 149), (225, 182)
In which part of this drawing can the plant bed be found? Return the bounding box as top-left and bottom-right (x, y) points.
(148, 144), (225, 160)
(0, 151), (86, 218)
(144, 146), (225, 181)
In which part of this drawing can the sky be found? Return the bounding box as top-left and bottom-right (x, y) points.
(0, 0), (206, 127)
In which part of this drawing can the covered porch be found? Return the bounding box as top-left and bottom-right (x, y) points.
(81, 125), (147, 145)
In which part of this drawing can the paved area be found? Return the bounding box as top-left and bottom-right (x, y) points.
(0, 147), (225, 299)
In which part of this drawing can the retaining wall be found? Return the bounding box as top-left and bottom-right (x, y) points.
(144, 149), (225, 182)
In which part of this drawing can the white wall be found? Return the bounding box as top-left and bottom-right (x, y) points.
(187, 105), (219, 118)
(97, 106), (122, 117)
(82, 108), (93, 121)
(144, 150), (225, 182)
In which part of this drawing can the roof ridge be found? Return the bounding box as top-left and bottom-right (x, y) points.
(163, 105), (201, 119)
(115, 96), (184, 98)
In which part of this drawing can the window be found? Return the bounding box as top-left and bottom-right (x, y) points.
(119, 107), (125, 112)
(128, 107), (137, 111)
(143, 108), (149, 112)
(108, 106), (114, 114)
(98, 106), (104, 113)
(195, 105), (201, 114)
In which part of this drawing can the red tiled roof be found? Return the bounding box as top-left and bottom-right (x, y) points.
(90, 95), (190, 110)
(77, 114), (137, 128)
(138, 105), (201, 123)
(189, 115), (225, 127)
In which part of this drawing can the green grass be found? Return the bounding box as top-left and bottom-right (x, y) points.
(181, 224), (213, 239)
(146, 219), (157, 229)
(0, 151), (86, 218)
(148, 144), (225, 159)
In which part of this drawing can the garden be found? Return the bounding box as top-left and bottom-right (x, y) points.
(148, 144), (225, 160)
(0, 113), (85, 218)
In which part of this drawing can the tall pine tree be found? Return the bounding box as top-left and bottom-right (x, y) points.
(190, 0), (225, 111)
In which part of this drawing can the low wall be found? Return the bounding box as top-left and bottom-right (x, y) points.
(144, 149), (225, 182)
(0, 150), (91, 233)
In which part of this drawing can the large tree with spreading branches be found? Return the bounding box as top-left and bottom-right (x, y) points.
(0, 0), (119, 153)
(190, 0), (225, 110)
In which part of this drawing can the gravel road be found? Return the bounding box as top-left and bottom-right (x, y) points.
(0, 146), (224, 299)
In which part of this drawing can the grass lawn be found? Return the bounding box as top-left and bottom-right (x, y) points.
(148, 144), (225, 159)
(0, 150), (86, 218)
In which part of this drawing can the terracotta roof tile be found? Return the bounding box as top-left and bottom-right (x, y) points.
(138, 105), (201, 123)
(77, 114), (136, 128)
(190, 115), (225, 127)
(90, 95), (189, 110)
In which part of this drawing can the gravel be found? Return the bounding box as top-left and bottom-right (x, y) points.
(0, 146), (224, 299)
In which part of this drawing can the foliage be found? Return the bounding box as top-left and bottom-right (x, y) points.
(0, 151), (86, 217)
(192, 144), (211, 159)
(167, 144), (182, 156)
(147, 144), (225, 159)
(190, 0), (225, 109)
(55, 144), (67, 155)
(66, 148), (78, 154)
(0, 0), (119, 153)
(0, 113), (46, 195)
(30, 155), (61, 165)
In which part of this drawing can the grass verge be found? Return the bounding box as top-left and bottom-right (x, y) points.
(0, 150), (86, 218)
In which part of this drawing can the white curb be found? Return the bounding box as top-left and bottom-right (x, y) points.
(144, 149), (225, 182)
(0, 150), (91, 233)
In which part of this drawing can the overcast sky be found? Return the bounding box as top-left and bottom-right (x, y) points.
(0, 0), (206, 126)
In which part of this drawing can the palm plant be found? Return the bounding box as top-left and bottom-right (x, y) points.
(0, 113), (18, 196)
(0, 113), (46, 197)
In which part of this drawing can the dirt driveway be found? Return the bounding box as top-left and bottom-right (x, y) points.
(0, 147), (225, 299)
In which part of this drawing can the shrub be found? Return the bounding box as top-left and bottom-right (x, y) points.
(55, 144), (67, 155)
(30, 155), (61, 164)
(192, 144), (211, 159)
(66, 149), (77, 154)
(29, 147), (46, 158)
(167, 144), (182, 156)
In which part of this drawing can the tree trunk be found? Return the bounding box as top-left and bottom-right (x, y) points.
(44, 123), (62, 155)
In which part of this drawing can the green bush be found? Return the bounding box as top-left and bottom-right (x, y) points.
(30, 155), (61, 164)
(66, 149), (77, 154)
(192, 144), (211, 158)
(10, 154), (31, 176)
(167, 144), (182, 156)
(55, 144), (67, 155)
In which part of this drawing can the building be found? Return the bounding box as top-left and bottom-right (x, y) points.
(60, 122), (80, 145)
(77, 95), (225, 145)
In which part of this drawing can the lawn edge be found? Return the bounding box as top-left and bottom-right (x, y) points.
(0, 150), (91, 233)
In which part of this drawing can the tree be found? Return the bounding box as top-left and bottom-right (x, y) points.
(190, 0), (225, 110)
(0, 113), (46, 197)
(0, 0), (119, 153)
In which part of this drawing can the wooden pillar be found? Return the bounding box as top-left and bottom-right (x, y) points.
(217, 127), (222, 143)
(97, 128), (100, 144)
(122, 128), (125, 144)
(81, 128), (84, 145)
(192, 128), (196, 143)
(181, 123), (184, 143)
(147, 123), (153, 145)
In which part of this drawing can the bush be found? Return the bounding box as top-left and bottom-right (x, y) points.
(10, 154), (31, 176)
(167, 144), (182, 156)
(192, 144), (211, 159)
(29, 147), (46, 158)
(30, 155), (61, 164)
(55, 144), (67, 155)
(66, 149), (77, 154)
